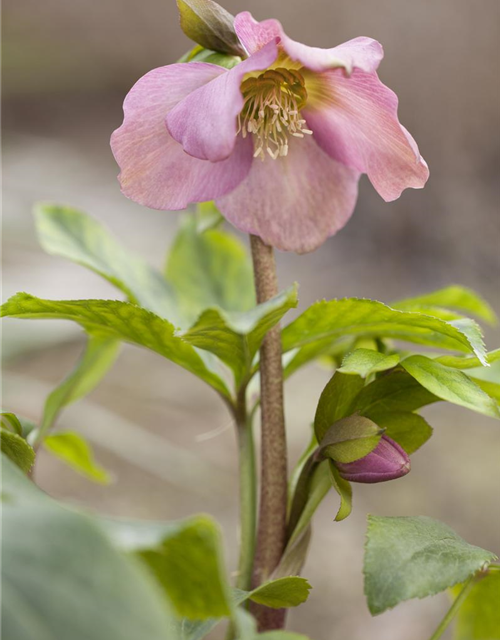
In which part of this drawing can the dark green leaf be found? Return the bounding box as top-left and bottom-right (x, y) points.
(1, 429), (35, 473)
(353, 369), (438, 419)
(1, 294), (230, 398)
(401, 355), (500, 418)
(319, 415), (383, 463)
(364, 515), (497, 615)
(176, 0), (245, 56)
(314, 372), (365, 441)
(165, 214), (254, 324)
(338, 348), (400, 378)
(44, 432), (111, 484)
(34, 203), (179, 323)
(393, 285), (497, 325)
(183, 285), (298, 386)
(1, 412), (23, 435)
(370, 411), (432, 454)
(452, 570), (500, 640)
(282, 298), (487, 374)
(2, 455), (176, 640)
(328, 461), (352, 521)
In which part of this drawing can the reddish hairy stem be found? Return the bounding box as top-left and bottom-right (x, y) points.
(250, 234), (288, 631)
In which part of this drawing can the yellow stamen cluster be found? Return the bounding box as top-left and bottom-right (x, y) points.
(238, 67), (313, 161)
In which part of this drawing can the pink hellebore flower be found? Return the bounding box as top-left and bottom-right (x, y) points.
(335, 435), (411, 483)
(111, 12), (429, 253)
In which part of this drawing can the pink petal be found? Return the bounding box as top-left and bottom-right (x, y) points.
(303, 69), (429, 201)
(111, 63), (252, 210)
(234, 11), (383, 73)
(216, 135), (360, 253)
(166, 40), (279, 163)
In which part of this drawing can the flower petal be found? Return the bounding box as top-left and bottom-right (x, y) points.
(166, 40), (279, 162)
(234, 11), (383, 73)
(111, 63), (253, 210)
(216, 135), (360, 253)
(304, 69), (429, 201)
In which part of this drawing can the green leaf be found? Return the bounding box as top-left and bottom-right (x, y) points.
(1, 412), (23, 435)
(34, 203), (179, 323)
(165, 214), (255, 324)
(2, 455), (176, 640)
(452, 570), (500, 640)
(470, 377), (500, 404)
(176, 0), (245, 56)
(1, 429), (35, 473)
(393, 285), (497, 325)
(246, 577), (312, 609)
(195, 201), (224, 231)
(137, 515), (232, 620)
(183, 285), (298, 386)
(39, 334), (120, 439)
(328, 461), (352, 521)
(353, 369), (438, 419)
(370, 411), (433, 454)
(44, 432), (111, 484)
(257, 633), (310, 640)
(282, 298), (488, 374)
(1, 294), (230, 398)
(189, 48), (242, 68)
(401, 355), (500, 419)
(338, 348), (400, 378)
(319, 415), (383, 463)
(314, 372), (365, 441)
(435, 347), (500, 369)
(364, 515), (497, 615)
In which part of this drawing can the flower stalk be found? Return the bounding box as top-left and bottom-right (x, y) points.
(250, 234), (288, 630)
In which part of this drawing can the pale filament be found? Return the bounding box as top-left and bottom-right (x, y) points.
(237, 69), (313, 161)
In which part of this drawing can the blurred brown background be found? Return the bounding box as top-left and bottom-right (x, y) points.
(2, 1), (500, 638)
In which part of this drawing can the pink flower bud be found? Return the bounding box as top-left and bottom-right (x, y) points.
(335, 435), (410, 483)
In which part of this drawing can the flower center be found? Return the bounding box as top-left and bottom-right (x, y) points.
(238, 67), (313, 161)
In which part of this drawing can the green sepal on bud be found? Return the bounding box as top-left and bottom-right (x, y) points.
(177, 45), (242, 69)
(318, 415), (384, 464)
(176, 0), (246, 57)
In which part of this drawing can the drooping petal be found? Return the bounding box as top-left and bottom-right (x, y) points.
(166, 40), (279, 162)
(304, 68), (429, 201)
(234, 11), (383, 74)
(111, 63), (252, 210)
(216, 135), (360, 253)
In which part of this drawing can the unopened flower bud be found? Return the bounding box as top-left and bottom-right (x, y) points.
(335, 435), (410, 484)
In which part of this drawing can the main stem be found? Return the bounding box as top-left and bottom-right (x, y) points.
(250, 235), (288, 630)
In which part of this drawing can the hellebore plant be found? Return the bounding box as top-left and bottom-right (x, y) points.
(2, 2), (499, 640)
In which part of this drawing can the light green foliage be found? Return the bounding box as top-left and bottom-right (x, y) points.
(282, 298), (487, 374)
(371, 411), (432, 454)
(436, 348), (500, 369)
(1, 412), (23, 435)
(176, 0), (245, 56)
(34, 203), (179, 323)
(246, 577), (312, 609)
(393, 285), (497, 325)
(470, 377), (500, 403)
(165, 214), (255, 324)
(319, 415), (383, 464)
(0, 428), (35, 473)
(2, 455), (176, 640)
(314, 372), (365, 441)
(39, 334), (120, 439)
(401, 355), (500, 418)
(183, 285), (298, 385)
(452, 571), (500, 640)
(1, 294), (230, 398)
(187, 47), (242, 68)
(44, 432), (110, 484)
(338, 348), (400, 378)
(137, 516), (232, 620)
(258, 633), (311, 639)
(328, 461), (352, 521)
(364, 515), (497, 615)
